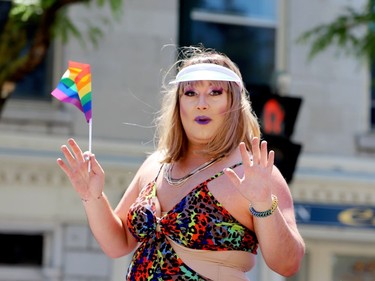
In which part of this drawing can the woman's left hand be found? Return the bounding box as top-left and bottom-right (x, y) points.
(224, 137), (275, 208)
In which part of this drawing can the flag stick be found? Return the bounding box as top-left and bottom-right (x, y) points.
(88, 118), (92, 173)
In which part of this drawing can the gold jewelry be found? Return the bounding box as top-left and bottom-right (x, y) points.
(164, 155), (224, 187)
(249, 195), (278, 218)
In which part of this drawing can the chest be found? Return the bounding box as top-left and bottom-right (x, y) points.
(155, 171), (254, 230)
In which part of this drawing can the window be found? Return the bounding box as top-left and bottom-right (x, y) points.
(372, 87), (375, 129)
(11, 54), (53, 101)
(179, 0), (277, 93)
(0, 1), (11, 30)
(0, 225), (62, 281)
(333, 255), (375, 281)
(371, 63), (375, 129)
(0, 233), (43, 266)
(0, 1), (68, 132)
(0, 0), (52, 101)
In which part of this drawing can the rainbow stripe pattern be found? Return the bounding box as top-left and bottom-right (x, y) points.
(51, 61), (92, 123)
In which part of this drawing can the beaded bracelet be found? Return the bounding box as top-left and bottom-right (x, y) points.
(81, 193), (103, 203)
(249, 195), (278, 218)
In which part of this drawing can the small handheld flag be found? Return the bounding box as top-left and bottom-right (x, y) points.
(51, 61), (92, 123)
(52, 61), (93, 172)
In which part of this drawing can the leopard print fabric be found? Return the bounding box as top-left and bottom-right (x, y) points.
(126, 162), (258, 280)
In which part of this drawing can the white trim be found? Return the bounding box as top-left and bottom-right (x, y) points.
(300, 225), (375, 243)
(191, 10), (277, 28)
(275, 0), (287, 72)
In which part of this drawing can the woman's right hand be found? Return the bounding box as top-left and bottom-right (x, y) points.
(57, 138), (105, 201)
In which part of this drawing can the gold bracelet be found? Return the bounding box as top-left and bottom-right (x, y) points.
(249, 194), (278, 218)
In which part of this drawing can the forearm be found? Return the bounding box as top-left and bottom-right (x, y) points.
(56, 139), (138, 257)
(82, 193), (135, 258)
(253, 208), (305, 276)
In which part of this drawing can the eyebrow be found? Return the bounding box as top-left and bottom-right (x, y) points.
(181, 81), (229, 89)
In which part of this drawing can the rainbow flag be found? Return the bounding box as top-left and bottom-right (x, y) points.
(51, 61), (92, 123)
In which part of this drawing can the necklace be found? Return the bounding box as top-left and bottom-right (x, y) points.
(164, 155), (224, 187)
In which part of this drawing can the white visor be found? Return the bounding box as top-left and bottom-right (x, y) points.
(169, 63), (242, 89)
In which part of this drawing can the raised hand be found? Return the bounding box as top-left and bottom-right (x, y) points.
(224, 137), (275, 208)
(57, 138), (105, 202)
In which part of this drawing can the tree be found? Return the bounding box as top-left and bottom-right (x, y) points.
(0, 0), (122, 118)
(297, 0), (375, 61)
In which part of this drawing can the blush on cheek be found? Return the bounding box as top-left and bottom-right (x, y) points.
(179, 105), (190, 130)
(218, 104), (229, 115)
(180, 105), (188, 118)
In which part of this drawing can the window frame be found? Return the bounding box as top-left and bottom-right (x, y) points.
(178, 0), (282, 94)
(0, 222), (62, 281)
(0, 1), (71, 132)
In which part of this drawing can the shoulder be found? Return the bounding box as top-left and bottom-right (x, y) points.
(142, 150), (165, 169)
(135, 150), (165, 189)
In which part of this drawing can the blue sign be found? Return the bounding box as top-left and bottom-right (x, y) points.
(294, 202), (375, 229)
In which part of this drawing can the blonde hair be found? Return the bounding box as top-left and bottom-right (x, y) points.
(156, 46), (260, 163)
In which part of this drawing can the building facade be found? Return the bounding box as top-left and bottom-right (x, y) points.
(0, 1), (374, 281)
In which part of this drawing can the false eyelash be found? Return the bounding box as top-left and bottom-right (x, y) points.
(211, 88), (223, 94)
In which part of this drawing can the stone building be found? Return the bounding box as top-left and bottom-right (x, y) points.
(0, 1), (374, 281)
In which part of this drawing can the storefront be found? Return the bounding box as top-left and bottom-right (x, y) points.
(296, 203), (375, 280)
(289, 155), (375, 281)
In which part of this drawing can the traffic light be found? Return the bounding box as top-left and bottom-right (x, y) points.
(247, 85), (303, 183)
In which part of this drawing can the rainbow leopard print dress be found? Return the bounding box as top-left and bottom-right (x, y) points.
(126, 163), (258, 280)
